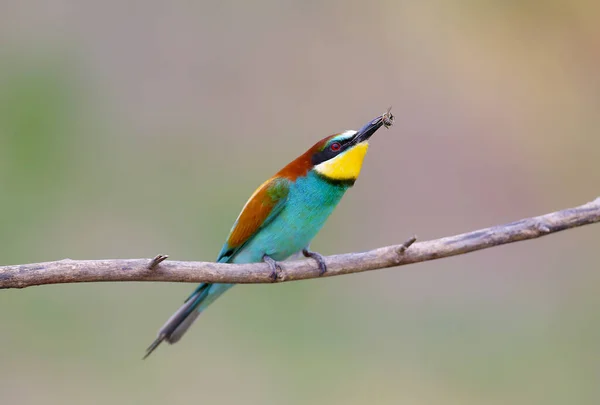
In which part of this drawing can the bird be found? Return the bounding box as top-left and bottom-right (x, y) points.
(144, 109), (394, 358)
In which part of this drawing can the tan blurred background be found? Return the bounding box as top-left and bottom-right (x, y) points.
(1, 1), (599, 404)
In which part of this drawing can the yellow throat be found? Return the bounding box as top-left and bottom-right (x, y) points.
(314, 142), (369, 182)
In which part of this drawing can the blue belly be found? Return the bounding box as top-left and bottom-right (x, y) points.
(232, 171), (349, 264)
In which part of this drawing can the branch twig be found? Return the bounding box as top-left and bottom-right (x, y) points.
(1, 197), (598, 289)
(148, 255), (168, 270)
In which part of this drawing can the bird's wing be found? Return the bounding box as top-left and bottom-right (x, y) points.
(216, 176), (290, 262)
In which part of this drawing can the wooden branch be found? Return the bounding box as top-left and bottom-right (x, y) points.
(1, 197), (598, 289)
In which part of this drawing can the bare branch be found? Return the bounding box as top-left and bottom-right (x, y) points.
(1, 197), (598, 289)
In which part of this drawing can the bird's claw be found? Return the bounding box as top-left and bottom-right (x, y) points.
(263, 254), (282, 282)
(302, 249), (327, 276)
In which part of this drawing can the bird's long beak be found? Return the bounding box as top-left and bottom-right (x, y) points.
(353, 108), (394, 143)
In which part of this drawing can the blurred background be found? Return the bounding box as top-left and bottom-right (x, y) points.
(1, 1), (599, 404)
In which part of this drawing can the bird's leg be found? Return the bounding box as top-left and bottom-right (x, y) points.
(263, 254), (282, 281)
(302, 248), (327, 276)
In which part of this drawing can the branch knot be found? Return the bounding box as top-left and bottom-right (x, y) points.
(395, 236), (417, 262)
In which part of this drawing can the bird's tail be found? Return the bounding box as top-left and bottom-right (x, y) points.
(144, 282), (233, 359)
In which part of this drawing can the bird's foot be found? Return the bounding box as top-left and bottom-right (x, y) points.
(302, 249), (327, 276)
(263, 254), (282, 282)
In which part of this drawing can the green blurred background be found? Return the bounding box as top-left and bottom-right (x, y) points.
(1, 1), (599, 404)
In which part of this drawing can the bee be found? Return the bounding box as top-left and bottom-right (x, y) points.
(382, 106), (394, 128)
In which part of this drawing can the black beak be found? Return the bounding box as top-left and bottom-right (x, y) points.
(354, 108), (394, 143)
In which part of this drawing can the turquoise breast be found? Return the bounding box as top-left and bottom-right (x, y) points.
(232, 171), (350, 264)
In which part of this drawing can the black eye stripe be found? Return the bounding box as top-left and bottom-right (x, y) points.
(311, 137), (354, 166)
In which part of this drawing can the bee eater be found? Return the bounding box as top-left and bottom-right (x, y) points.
(144, 110), (394, 358)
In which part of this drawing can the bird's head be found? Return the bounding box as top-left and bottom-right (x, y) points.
(278, 109), (394, 185)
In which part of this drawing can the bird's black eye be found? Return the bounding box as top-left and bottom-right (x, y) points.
(330, 142), (341, 152)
